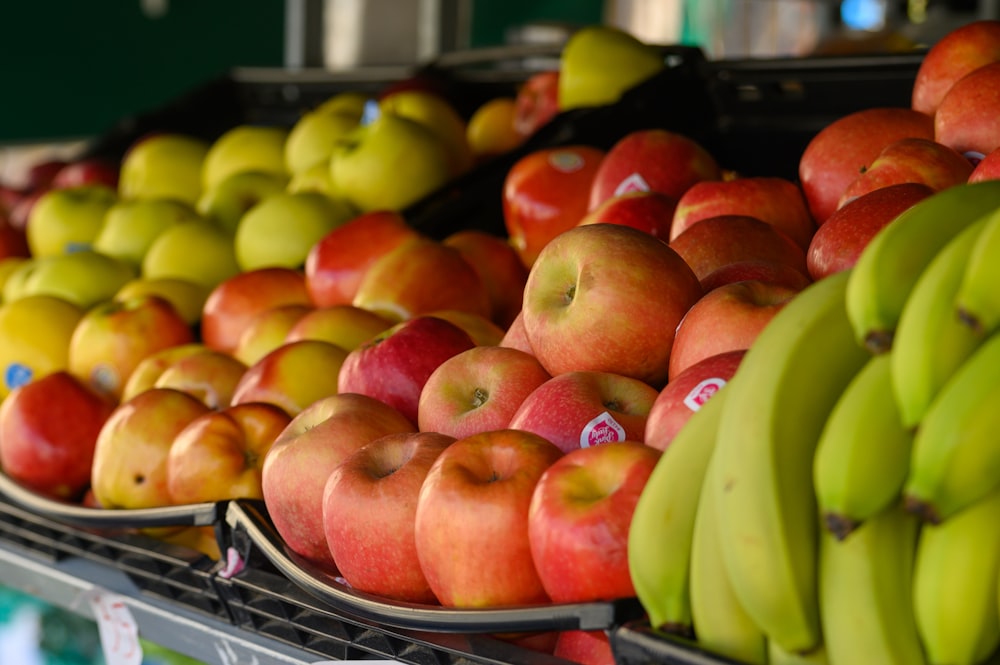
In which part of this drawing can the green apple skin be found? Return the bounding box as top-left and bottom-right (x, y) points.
(196, 170), (289, 235)
(234, 191), (356, 272)
(19, 250), (137, 310)
(27, 184), (118, 258)
(202, 125), (289, 191)
(285, 110), (361, 175)
(93, 198), (202, 268)
(558, 25), (665, 111)
(142, 220), (241, 291)
(118, 133), (210, 206)
(329, 113), (454, 213)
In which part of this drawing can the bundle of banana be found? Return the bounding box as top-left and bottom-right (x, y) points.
(627, 179), (1000, 665)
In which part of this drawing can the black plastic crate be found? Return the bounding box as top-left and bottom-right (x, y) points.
(611, 620), (745, 665)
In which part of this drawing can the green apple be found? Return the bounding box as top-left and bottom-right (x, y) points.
(234, 191), (355, 271)
(286, 160), (336, 196)
(196, 170), (288, 235)
(0, 257), (31, 303)
(202, 125), (289, 191)
(315, 90), (370, 117)
(118, 133), (211, 206)
(329, 113), (453, 213)
(284, 109), (361, 175)
(142, 219), (241, 290)
(27, 184), (118, 257)
(558, 25), (665, 111)
(93, 198), (202, 268)
(379, 89), (474, 176)
(114, 276), (209, 327)
(18, 250), (137, 310)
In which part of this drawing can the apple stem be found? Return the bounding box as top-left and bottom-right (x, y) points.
(471, 387), (489, 408)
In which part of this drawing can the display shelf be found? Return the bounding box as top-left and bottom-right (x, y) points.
(610, 621), (742, 665)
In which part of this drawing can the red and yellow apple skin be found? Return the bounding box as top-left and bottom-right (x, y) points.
(934, 61), (1000, 159)
(578, 190), (678, 240)
(911, 19), (1000, 117)
(153, 348), (249, 411)
(442, 229), (529, 330)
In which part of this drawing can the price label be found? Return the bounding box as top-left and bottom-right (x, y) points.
(88, 590), (142, 665)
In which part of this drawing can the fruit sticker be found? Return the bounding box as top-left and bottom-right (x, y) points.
(580, 411), (627, 448)
(548, 150), (586, 173)
(4, 363), (31, 392)
(613, 172), (651, 197)
(87, 590), (142, 665)
(683, 377), (727, 412)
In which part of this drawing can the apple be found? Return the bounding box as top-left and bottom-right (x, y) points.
(304, 209), (421, 308)
(0, 216), (30, 261)
(0, 257), (31, 297)
(261, 392), (416, 566)
(351, 237), (492, 323)
(522, 223), (702, 388)
(499, 310), (533, 354)
(528, 440), (661, 602)
(17, 250), (137, 310)
(911, 19), (1000, 116)
(0, 294), (84, 399)
(0, 371), (116, 501)
(153, 348), (249, 410)
(118, 133), (210, 206)
(114, 276), (209, 327)
(668, 280), (800, 380)
(442, 229), (529, 330)
(119, 342), (210, 402)
(507, 370), (659, 453)
(558, 25), (664, 111)
(379, 89), (474, 177)
(284, 304), (392, 350)
(51, 157), (120, 190)
(514, 70), (560, 139)
(700, 259), (813, 293)
(466, 96), (524, 161)
(798, 107), (934, 225)
(67, 294), (195, 401)
(578, 190), (678, 240)
(322, 431), (456, 603)
(669, 176), (815, 251)
(934, 61), (1000, 160)
(806, 181), (935, 281)
(26, 184), (117, 257)
(166, 401), (292, 504)
(969, 147), (1000, 182)
(195, 170), (288, 235)
(232, 303), (314, 367)
(141, 219), (241, 291)
(284, 106), (362, 175)
(287, 160), (337, 197)
(502, 145), (606, 268)
(338, 315), (477, 427)
(7, 189), (44, 232)
(93, 197), (202, 268)
(25, 158), (69, 191)
(837, 137), (973, 207)
(90, 387), (212, 510)
(425, 309), (506, 346)
(414, 429), (564, 607)
(201, 124), (289, 191)
(587, 129), (721, 212)
(201, 267), (312, 355)
(230, 339), (348, 416)
(234, 191), (356, 272)
(417, 346), (552, 439)
(554, 630), (615, 665)
(668, 214), (809, 283)
(644, 349), (745, 452)
(328, 112), (453, 213)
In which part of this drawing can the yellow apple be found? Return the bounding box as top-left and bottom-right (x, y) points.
(118, 133), (211, 206)
(119, 342), (208, 402)
(153, 348), (248, 410)
(2, 258), (36, 304)
(286, 160), (336, 196)
(285, 108), (361, 175)
(0, 294), (84, 399)
(27, 184), (118, 257)
(466, 96), (524, 161)
(230, 339), (348, 416)
(315, 90), (370, 117)
(202, 125), (289, 191)
(195, 170), (289, 236)
(233, 303), (314, 366)
(0, 257), (31, 302)
(113, 276), (208, 327)
(142, 219), (241, 290)
(284, 304), (392, 350)
(18, 250), (137, 309)
(378, 89), (473, 176)
(424, 309), (506, 346)
(558, 25), (665, 111)
(93, 197), (202, 268)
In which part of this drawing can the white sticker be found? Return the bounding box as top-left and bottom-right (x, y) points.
(683, 378), (727, 412)
(88, 590), (142, 665)
(613, 172), (650, 196)
(580, 411), (627, 448)
(548, 150), (586, 173)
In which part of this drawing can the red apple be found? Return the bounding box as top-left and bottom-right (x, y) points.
(528, 440), (661, 602)
(669, 176), (815, 251)
(422, 309), (506, 347)
(668, 214), (808, 284)
(153, 348), (249, 410)
(7, 189), (44, 232)
(499, 310), (534, 354)
(338, 315), (477, 427)
(25, 159), (69, 191)
(442, 229), (529, 330)
(522, 223), (702, 388)
(201, 267), (313, 355)
(969, 147), (1000, 182)
(514, 70), (561, 139)
(417, 346), (551, 439)
(669, 280), (800, 380)
(554, 630), (615, 665)
(230, 339), (348, 417)
(700, 259), (813, 293)
(51, 158), (120, 190)
(644, 349), (745, 452)
(414, 429), (564, 607)
(837, 137), (973, 207)
(587, 128), (721, 211)
(261, 392), (416, 567)
(508, 370), (658, 453)
(798, 107), (934, 225)
(911, 19), (1000, 117)
(304, 210), (421, 308)
(0, 216), (30, 260)
(0, 371), (116, 501)
(578, 190), (677, 239)
(806, 181), (935, 281)
(503, 145), (606, 269)
(935, 61), (1000, 159)
(166, 401), (291, 504)
(322, 431), (455, 603)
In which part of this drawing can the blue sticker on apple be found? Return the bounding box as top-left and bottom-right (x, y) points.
(5, 363), (32, 391)
(361, 99), (381, 126)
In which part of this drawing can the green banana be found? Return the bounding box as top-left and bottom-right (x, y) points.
(813, 353), (913, 540)
(768, 641), (830, 665)
(819, 502), (925, 665)
(956, 204), (1000, 336)
(627, 385), (730, 636)
(689, 447), (767, 665)
(903, 329), (1000, 524)
(913, 490), (1000, 665)
(891, 213), (991, 429)
(845, 180), (1000, 354)
(711, 270), (871, 654)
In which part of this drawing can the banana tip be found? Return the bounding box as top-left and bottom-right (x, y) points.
(903, 494), (942, 525)
(822, 513), (858, 541)
(956, 306), (986, 337)
(863, 330), (894, 355)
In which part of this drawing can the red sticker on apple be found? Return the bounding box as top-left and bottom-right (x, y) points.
(613, 173), (650, 197)
(683, 378), (727, 412)
(548, 150), (586, 173)
(580, 411), (627, 448)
